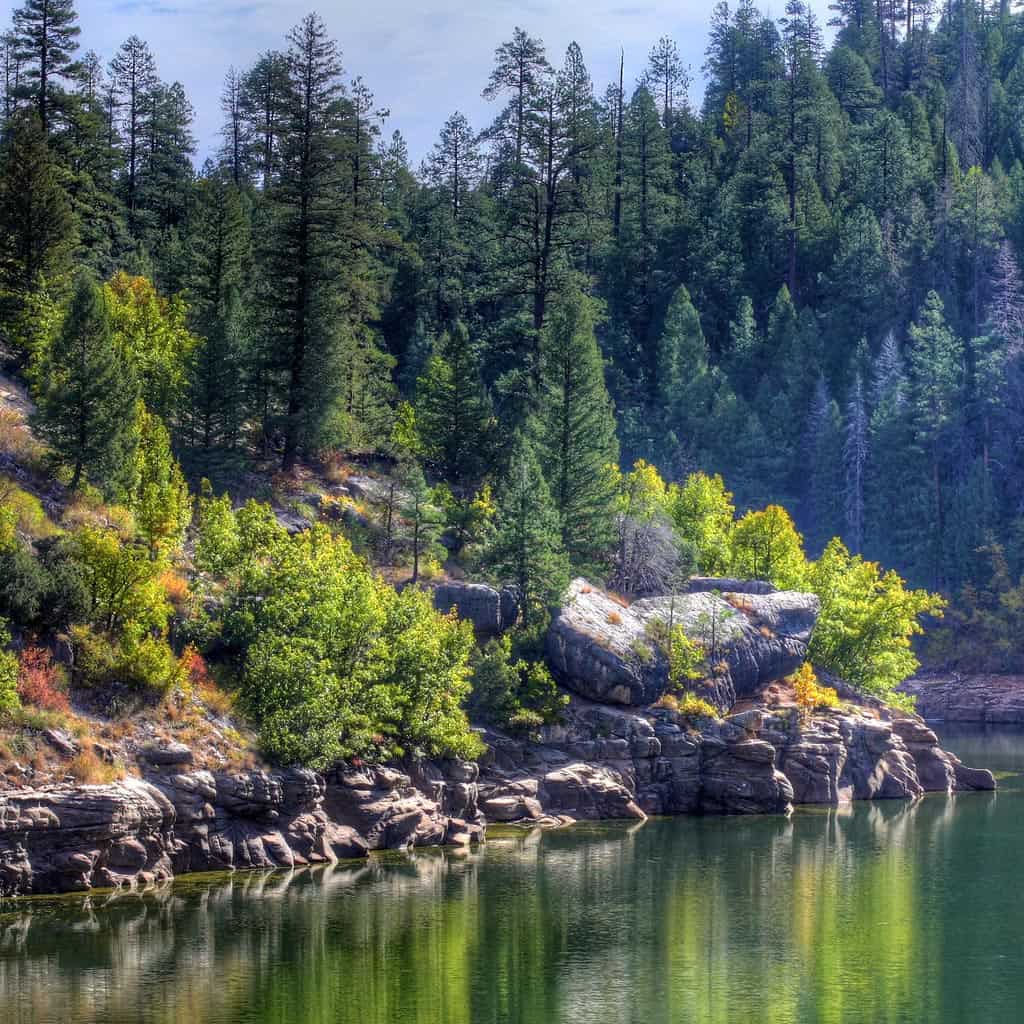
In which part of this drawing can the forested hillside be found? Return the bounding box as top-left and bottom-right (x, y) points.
(1, 0), (1024, 772)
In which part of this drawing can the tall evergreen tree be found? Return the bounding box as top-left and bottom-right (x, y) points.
(415, 321), (492, 484)
(11, 0), (81, 135)
(485, 434), (570, 627)
(536, 288), (619, 571)
(31, 274), (137, 490)
(0, 111), (75, 345)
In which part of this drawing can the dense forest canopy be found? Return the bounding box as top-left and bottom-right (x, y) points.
(3, 0), (1024, 766)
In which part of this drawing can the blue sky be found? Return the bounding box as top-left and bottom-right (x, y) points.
(12, 0), (834, 165)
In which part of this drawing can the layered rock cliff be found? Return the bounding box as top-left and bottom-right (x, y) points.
(0, 758), (484, 897)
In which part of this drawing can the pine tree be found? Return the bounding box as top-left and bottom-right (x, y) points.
(109, 35), (156, 232)
(415, 321), (492, 484)
(0, 111), (76, 344)
(906, 291), (964, 585)
(186, 170), (250, 452)
(536, 288), (619, 571)
(646, 36), (688, 126)
(239, 51), (290, 190)
(844, 373), (869, 552)
(11, 0), (81, 135)
(32, 274), (137, 490)
(485, 435), (570, 627)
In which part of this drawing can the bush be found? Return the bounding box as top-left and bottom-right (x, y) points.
(17, 647), (70, 712)
(654, 691), (717, 721)
(807, 539), (943, 706)
(71, 624), (184, 697)
(218, 520), (483, 768)
(467, 633), (568, 734)
(792, 663), (840, 716)
(0, 620), (20, 719)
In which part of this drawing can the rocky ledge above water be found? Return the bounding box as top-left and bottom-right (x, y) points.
(0, 578), (997, 897)
(0, 757), (486, 897)
(476, 694), (995, 824)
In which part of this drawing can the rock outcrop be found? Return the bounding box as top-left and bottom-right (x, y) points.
(476, 696), (995, 825)
(431, 582), (519, 637)
(0, 758), (483, 897)
(546, 578), (818, 710)
(899, 674), (1024, 724)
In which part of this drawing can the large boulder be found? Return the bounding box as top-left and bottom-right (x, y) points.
(546, 578), (819, 710)
(432, 582), (519, 637)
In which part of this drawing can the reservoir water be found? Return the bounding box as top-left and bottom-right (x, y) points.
(2, 725), (1021, 1024)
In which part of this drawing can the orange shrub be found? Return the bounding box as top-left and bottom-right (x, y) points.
(606, 611), (623, 625)
(160, 570), (190, 608)
(18, 647), (70, 713)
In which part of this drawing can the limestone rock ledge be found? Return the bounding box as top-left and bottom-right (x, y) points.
(476, 699), (995, 826)
(0, 760), (484, 897)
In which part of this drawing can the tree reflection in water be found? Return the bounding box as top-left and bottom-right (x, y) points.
(0, 776), (1015, 1024)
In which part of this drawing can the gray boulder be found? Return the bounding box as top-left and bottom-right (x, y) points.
(432, 581), (519, 636)
(546, 578), (819, 710)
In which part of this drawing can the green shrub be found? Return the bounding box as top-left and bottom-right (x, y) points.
(71, 624), (183, 697)
(215, 519), (483, 768)
(0, 620), (21, 719)
(467, 633), (568, 734)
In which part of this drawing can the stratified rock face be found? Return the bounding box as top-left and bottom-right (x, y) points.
(899, 675), (1024, 724)
(476, 697), (995, 825)
(546, 579), (819, 710)
(0, 758), (484, 897)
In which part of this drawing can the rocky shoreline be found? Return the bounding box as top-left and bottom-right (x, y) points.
(0, 578), (997, 897)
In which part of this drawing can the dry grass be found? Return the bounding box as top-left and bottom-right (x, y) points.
(0, 407), (46, 469)
(607, 591), (631, 608)
(68, 748), (122, 784)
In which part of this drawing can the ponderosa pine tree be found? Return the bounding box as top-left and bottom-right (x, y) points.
(11, 0), (81, 135)
(186, 170), (249, 452)
(239, 51), (290, 190)
(415, 321), (492, 484)
(0, 111), (75, 346)
(32, 274), (137, 490)
(109, 35), (156, 232)
(536, 288), (619, 571)
(485, 435), (570, 627)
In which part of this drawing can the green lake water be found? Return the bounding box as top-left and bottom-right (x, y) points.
(2, 725), (1023, 1024)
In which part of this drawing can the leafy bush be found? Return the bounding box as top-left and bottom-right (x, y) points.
(17, 647), (70, 712)
(807, 539), (942, 708)
(792, 663), (839, 716)
(0, 620), (20, 719)
(71, 624), (184, 697)
(654, 691), (717, 720)
(213, 516), (483, 768)
(730, 505), (808, 589)
(467, 633), (568, 734)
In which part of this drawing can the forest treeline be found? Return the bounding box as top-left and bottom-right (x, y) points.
(3, 0), (1024, 692)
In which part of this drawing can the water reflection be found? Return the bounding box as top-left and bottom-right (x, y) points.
(0, 738), (1020, 1024)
